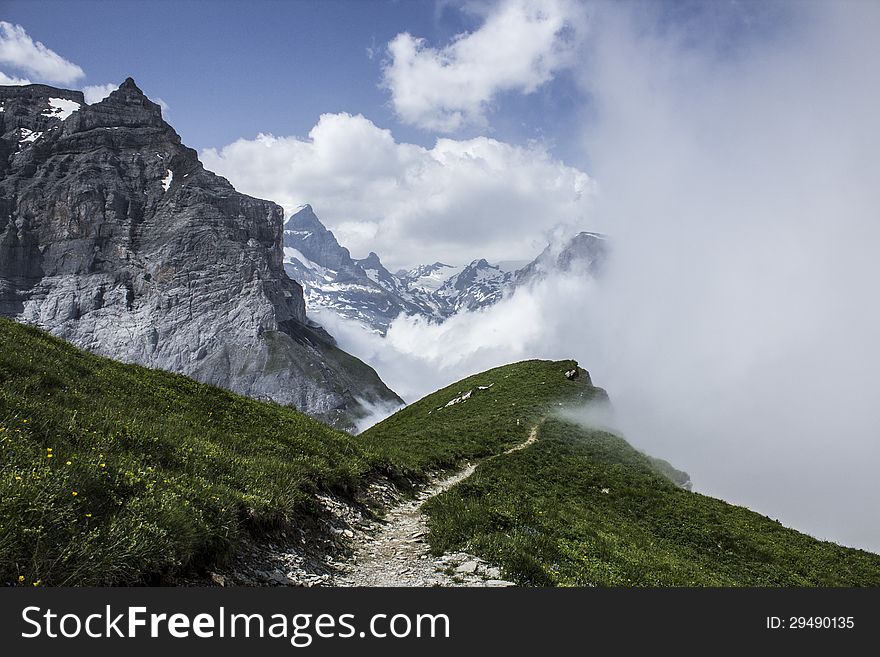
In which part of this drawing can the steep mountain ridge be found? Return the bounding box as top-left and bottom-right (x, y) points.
(0, 79), (400, 430)
(435, 258), (511, 313)
(282, 205), (608, 334)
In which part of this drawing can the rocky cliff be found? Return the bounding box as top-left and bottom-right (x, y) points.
(0, 79), (401, 430)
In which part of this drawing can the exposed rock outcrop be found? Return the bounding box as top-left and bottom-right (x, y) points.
(0, 79), (401, 430)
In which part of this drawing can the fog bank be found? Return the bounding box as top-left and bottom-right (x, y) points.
(325, 2), (880, 552)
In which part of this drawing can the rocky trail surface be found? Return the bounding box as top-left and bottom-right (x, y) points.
(208, 427), (539, 588)
(335, 426), (538, 587)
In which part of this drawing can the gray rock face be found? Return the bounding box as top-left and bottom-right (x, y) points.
(0, 79), (401, 431)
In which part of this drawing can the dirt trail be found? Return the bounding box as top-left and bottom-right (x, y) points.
(333, 425), (539, 587)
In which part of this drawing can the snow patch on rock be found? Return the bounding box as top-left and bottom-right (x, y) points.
(43, 97), (81, 121)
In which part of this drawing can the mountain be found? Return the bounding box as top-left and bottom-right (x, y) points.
(0, 79), (400, 431)
(282, 204), (440, 331)
(435, 258), (511, 313)
(397, 261), (463, 294)
(514, 231), (608, 286)
(281, 206), (607, 334)
(363, 360), (880, 586)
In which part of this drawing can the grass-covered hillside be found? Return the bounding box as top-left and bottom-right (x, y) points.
(4, 316), (879, 587)
(2, 319), (597, 586)
(360, 358), (605, 478)
(0, 317), (375, 586)
(364, 361), (880, 586)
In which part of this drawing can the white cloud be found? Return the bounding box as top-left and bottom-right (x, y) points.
(381, 0), (586, 131)
(0, 70), (31, 85)
(0, 21), (84, 85)
(0, 25), (127, 112)
(313, 275), (588, 403)
(320, 1), (880, 555)
(201, 112), (594, 270)
(154, 96), (170, 115)
(82, 83), (116, 104)
(564, 1), (880, 553)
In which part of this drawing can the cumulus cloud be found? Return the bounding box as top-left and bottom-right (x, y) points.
(566, 0), (880, 553)
(82, 83), (117, 104)
(0, 21), (84, 85)
(314, 273), (592, 402)
(381, 0), (586, 131)
(322, 1), (880, 553)
(201, 112), (594, 270)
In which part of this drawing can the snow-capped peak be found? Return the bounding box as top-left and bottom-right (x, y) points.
(401, 262), (464, 294)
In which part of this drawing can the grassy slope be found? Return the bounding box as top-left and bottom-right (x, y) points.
(0, 318), (372, 585)
(4, 316), (878, 586)
(360, 358), (604, 478)
(363, 361), (880, 586)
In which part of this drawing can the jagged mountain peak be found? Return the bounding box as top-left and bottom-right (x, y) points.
(359, 251), (383, 269)
(101, 77), (161, 112)
(0, 80), (400, 431)
(282, 205), (438, 332)
(283, 205), (355, 272)
(285, 204), (322, 229)
(277, 205), (606, 334)
(514, 230), (608, 286)
(119, 76), (141, 91)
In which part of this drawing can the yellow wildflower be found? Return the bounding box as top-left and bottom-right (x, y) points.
(15, 476), (21, 481)
(18, 575), (24, 583)
(85, 513), (92, 518)
(71, 491), (78, 496)
(66, 460), (72, 465)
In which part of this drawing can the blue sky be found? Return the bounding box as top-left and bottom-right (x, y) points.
(1, 0), (606, 269)
(0, 0), (800, 269)
(1, 0), (585, 161)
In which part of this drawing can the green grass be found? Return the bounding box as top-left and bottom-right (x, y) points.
(0, 317), (372, 586)
(360, 353), (880, 585)
(4, 316), (879, 587)
(421, 421), (880, 586)
(360, 358), (605, 479)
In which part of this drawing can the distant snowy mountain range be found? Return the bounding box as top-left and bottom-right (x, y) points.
(283, 205), (607, 334)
